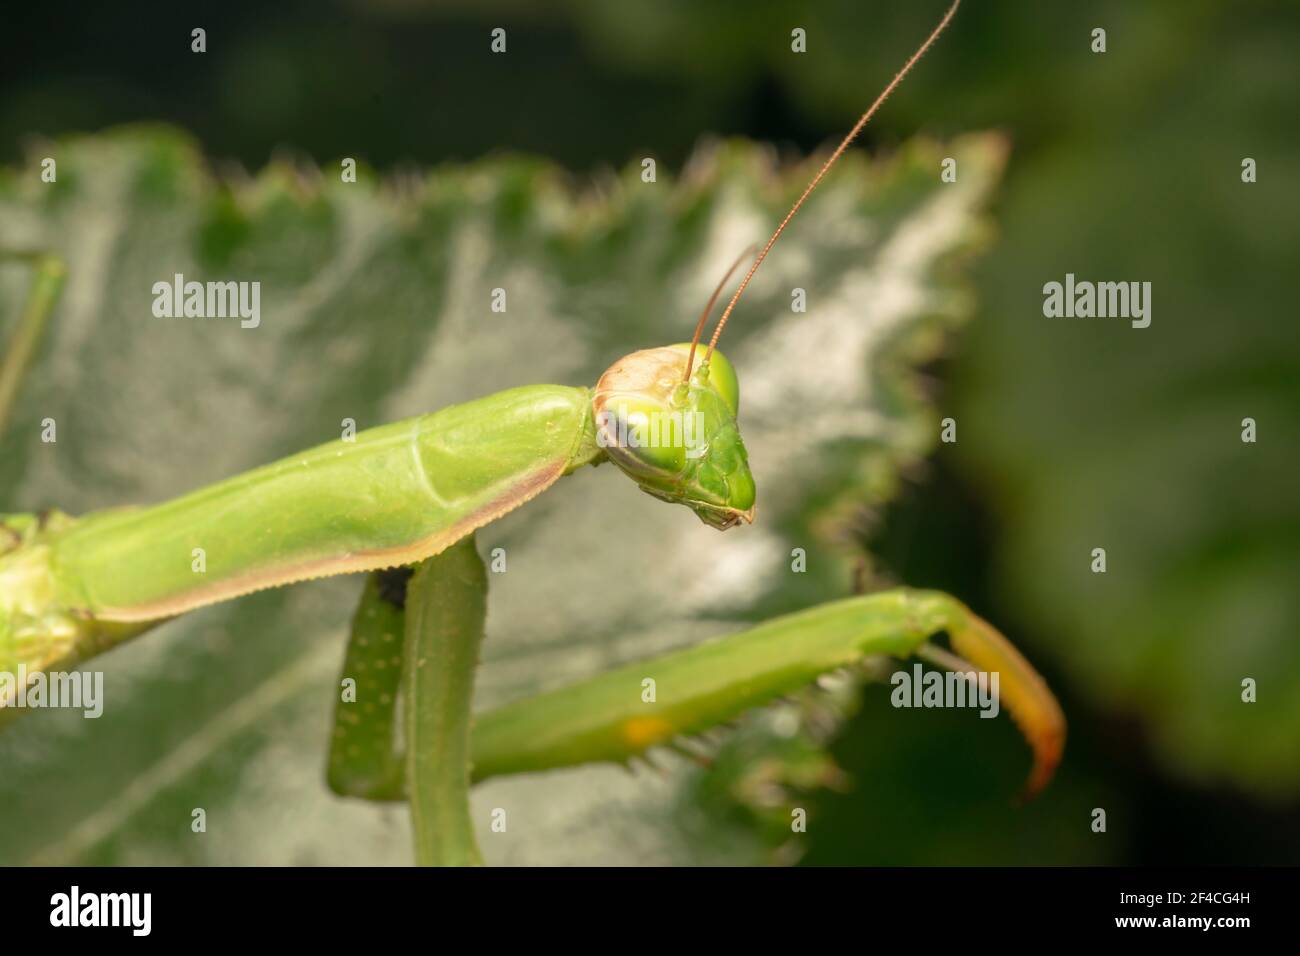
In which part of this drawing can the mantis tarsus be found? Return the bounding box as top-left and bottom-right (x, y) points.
(0, 0), (1065, 865)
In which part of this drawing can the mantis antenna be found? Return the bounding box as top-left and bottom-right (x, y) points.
(682, 243), (757, 388)
(683, 0), (962, 382)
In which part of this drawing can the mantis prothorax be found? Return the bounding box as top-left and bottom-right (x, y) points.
(1, 0), (1064, 861)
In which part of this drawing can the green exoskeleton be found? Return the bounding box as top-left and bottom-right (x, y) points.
(1, 0), (1063, 864)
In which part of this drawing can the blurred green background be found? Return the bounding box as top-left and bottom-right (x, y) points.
(1, 0), (1296, 864)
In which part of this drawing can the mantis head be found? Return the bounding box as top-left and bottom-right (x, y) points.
(594, 344), (755, 530)
(594, 0), (962, 532)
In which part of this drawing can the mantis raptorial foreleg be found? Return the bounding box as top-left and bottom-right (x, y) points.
(327, 570), (411, 801)
(0, 251), (66, 437)
(329, 585), (1065, 804)
(329, 543), (488, 866)
(403, 536), (488, 867)
(0, 256), (66, 715)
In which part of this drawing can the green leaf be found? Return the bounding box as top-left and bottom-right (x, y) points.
(0, 126), (1004, 864)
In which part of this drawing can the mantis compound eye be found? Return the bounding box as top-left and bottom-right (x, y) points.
(593, 344), (755, 530)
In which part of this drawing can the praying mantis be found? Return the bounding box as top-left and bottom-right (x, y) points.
(0, 0), (1065, 865)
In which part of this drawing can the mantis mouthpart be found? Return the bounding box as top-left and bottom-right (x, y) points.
(1, 0), (1065, 864)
